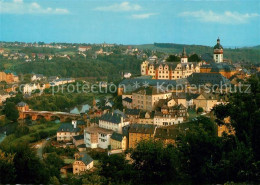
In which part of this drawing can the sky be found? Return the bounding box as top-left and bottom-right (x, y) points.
(0, 0), (260, 47)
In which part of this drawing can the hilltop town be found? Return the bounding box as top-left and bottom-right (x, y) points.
(0, 39), (259, 184)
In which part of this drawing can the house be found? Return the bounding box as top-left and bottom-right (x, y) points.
(0, 48), (4, 54)
(187, 73), (230, 87)
(50, 78), (75, 86)
(0, 70), (19, 83)
(110, 132), (128, 151)
(73, 153), (93, 174)
(22, 83), (47, 94)
(132, 86), (172, 111)
(84, 125), (113, 149)
(154, 125), (179, 145)
(99, 111), (130, 134)
(118, 77), (179, 95)
(154, 104), (187, 126)
(84, 126), (99, 149)
(31, 74), (46, 81)
(124, 72), (132, 78)
(72, 135), (85, 147)
(136, 111), (154, 124)
(154, 123), (190, 145)
(186, 93), (200, 108)
(17, 102), (29, 112)
(200, 62), (237, 79)
(48, 76), (59, 82)
(78, 46), (91, 52)
(122, 97), (133, 109)
(128, 124), (157, 148)
(72, 120), (86, 132)
(57, 122), (81, 142)
(0, 91), (11, 105)
(98, 127), (113, 149)
(125, 109), (141, 123)
(193, 93), (218, 112)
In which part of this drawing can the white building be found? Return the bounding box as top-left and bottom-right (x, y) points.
(31, 74), (46, 81)
(84, 126), (113, 149)
(50, 78), (75, 86)
(99, 111), (130, 134)
(57, 122), (81, 142)
(124, 72), (132, 78)
(153, 115), (184, 126)
(23, 83), (46, 94)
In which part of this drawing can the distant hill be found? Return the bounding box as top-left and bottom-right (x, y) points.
(133, 43), (260, 63)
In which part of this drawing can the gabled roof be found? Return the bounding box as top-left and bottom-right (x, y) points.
(133, 86), (168, 95)
(76, 120), (86, 125)
(73, 134), (84, 141)
(113, 109), (127, 118)
(186, 93), (200, 101)
(17, 101), (28, 107)
(111, 132), (124, 142)
(125, 109), (141, 116)
(122, 97), (132, 103)
(75, 152), (93, 166)
(57, 123), (80, 133)
(196, 93), (218, 100)
(99, 113), (123, 124)
(187, 73), (230, 86)
(129, 124), (156, 134)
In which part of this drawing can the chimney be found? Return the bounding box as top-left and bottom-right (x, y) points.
(72, 120), (77, 128)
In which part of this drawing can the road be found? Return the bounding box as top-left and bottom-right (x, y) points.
(35, 136), (56, 159)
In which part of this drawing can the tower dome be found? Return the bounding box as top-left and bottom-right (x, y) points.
(214, 37), (223, 50)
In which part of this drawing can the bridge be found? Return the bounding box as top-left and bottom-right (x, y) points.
(19, 111), (81, 122)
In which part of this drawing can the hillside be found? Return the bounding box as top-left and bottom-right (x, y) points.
(133, 43), (260, 63)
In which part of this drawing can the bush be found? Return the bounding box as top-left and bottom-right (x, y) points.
(196, 107), (204, 114)
(39, 131), (48, 139)
(15, 125), (30, 138)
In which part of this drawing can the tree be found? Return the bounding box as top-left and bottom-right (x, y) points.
(166, 55), (180, 62)
(214, 76), (260, 161)
(49, 176), (60, 185)
(0, 150), (16, 183)
(131, 140), (178, 184)
(15, 124), (29, 137)
(45, 152), (64, 179)
(3, 102), (19, 122)
(188, 54), (201, 62)
(12, 144), (50, 184)
(100, 154), (133, 184)
(196, 107), (204, 114)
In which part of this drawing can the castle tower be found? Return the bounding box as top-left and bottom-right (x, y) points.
(213, 37), (223, 63)
(181, 47), (188, 63)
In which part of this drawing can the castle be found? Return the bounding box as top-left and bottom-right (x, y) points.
(141, 38), (231, 80)
(140, 48), (201, 80)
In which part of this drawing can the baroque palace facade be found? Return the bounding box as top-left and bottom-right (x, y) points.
(141, 48), (201, 80)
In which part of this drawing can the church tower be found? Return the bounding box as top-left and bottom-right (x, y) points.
(213, 37), (223, 63)
(181, 47), (188, 63)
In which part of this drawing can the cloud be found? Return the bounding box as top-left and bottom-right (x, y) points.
(0, 0), (69, 14)
(95, 1), (141, 12)
(179, 10), (259, 24)
(131, 13), (157, 19)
